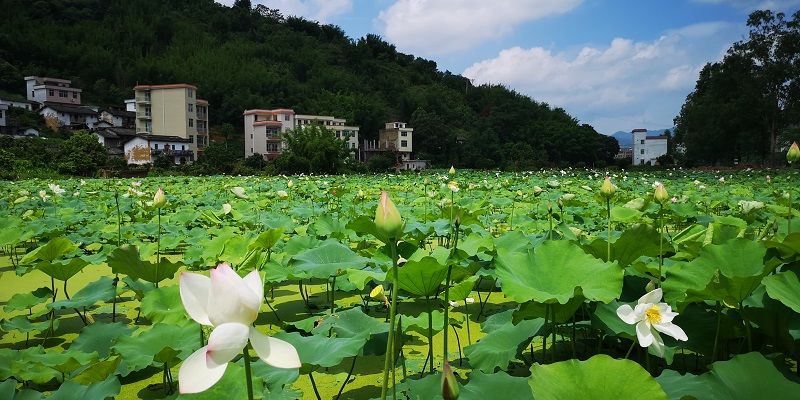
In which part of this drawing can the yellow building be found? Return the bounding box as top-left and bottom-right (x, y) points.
(133, 84), (209, 160)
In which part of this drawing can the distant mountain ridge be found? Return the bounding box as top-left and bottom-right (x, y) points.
(610, 128), (674, 148)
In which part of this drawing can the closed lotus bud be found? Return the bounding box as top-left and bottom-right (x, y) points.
(449, 166), (456, 175)
(600, 176), (615, 199)
(654, 183), (668, 204)
(787, 142), (800, 164)
(442, 361), (459, 400)
(153, 187), (166, 208)
(375, 191), (404, 241)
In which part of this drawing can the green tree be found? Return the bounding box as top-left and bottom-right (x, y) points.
(57, 130), (108, 176)
(273, 124), (353, 174)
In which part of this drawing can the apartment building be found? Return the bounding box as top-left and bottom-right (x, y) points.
(25, 76), (82, 105)
(243, 108), (359, 160)
(133, 84), (209, 161)
(363, 122), (414, 163)
(632, 128), (668, 166)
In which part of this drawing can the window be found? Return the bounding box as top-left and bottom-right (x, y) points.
(189, 118), (194, 127)
(154, 144), (159, 149)
(250, 134), (253, 139)
(187, 89), (193, 98)
(640, 139), (645, 144)
(59, 90), (67, 98)
(190, 135), (195, 143)
(72, 92), (78, 99)
(250, 147), (253, 154)
(188, 104), (193, 112)
(181, 145), (185, 150)
(401, 140), (408, 147)
(640, 149), (645, 155)
(48, 89), (54, 96)
(401, 132), (407, 137)
(284, 114), (290, 121)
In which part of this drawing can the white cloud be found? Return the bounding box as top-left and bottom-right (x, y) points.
(693, 0), (800, 11)
(463, 22), (742, 134)
(377, 0), (582, 55)
(215, 0), (353, 23)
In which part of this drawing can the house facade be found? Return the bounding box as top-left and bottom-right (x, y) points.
(243, 108), (359, 160)
(362, 122), (415, 166)
(123, 135), (195, 165)
(25, 76), (82, 105)
(632, 128), (668, 165)
(39, 104), (98, 130)
(133, 84), (209, 160)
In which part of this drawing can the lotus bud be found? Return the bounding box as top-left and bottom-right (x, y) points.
(442, 361), (459, 400)
(600, 176), (615, 199)
(153, 187), (166, 208)
(788, 142), (800, 164)
(287, 179), (294, 188)
(449, 166), (456, 175)
(653, 183), (668, 205)
(370, 284), (388, 306)
(375, 191), (404, 241)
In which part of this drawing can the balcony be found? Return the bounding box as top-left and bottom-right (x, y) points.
(151, 149), (194, 157)
(137, 113), (151, 120)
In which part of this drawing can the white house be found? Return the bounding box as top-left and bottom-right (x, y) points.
(632, 128), (668, 165)
(0, 98), (34, 111)
(39, 104), (98, 130)
(123, 135), (194, 165)
(0, 103), (7, 128)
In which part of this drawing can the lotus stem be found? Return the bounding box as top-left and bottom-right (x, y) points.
(381, 240), (400, 400)
(243, 346), (254, 400)
(658, 205), (664, 285)
(309, 372), (322, 400)
(624, 340), (636, 359)
(606, 198), (612, 262)
(543, 304), (549, 362)
(443, 222), (460, 365)
(712, 301), (721, 362)
(335, 356), (358, 400)
(464, 299), (472, 345)
(740, 303), (752, 352)
(155, 207), (161, 288)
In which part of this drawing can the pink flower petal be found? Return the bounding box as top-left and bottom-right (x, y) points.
(208, 263), (260, 326)
(249, 327), (301, 369)
(178, 346), (227, 394)
(206, 322), (250, 368)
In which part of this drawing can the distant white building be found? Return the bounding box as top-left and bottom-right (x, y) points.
(123, 134), (195, 165)
(0, 103), (7, 128)
(25, 76), (82, 105)
(632, 128), (668, 165)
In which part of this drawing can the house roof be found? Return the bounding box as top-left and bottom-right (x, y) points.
(632, 128), (648, 133)
(40, 103), (98, 115)
(137, 134), (193, 143)
(95, 127), (137, 139)
(100, 108), (136, 118)
(243, 109), (295, 116)
(646, 135), (668, 140)
(134, 83), (197, 91)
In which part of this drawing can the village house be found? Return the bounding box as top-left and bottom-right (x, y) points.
(243, 108), (359, 160)
(632, 128), (668, 166)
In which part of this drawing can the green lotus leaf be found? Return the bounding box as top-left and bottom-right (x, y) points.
(655, 352), (800, 400)
(48, 277), (115, 311)
(48, 376), (120, 400)
(610, 206), (642, 222)
(71, 322), (133, 358)
(272, 332), (365, 371)
(20, 237), (77, 264)
(0, 379), (43, 400)
(71, 356), (121, 384)
(1, 315), (56, 336)
(311, 307), (388, 338)
(3, 287), (53, 312)
(290, 241), (370, 279)
(447, 276), (477, 302)
(397, 256), (447, 297)
(396, 372), (444, 399)
(107, 245), (182, 284)
(141, 284), (188, 324)
(529, 354), (667, 400)
(400, 310), (445, 336)
(345, 267), (386, 290)
(460, 371), (533, 400)
(763, 270), (800, 313)
(36, 257), (89, 282)
(249, 228), (285, 251)
(496, 240), (623, 304)
(465, 315), (544, 373)
(113, 323), (196, 376)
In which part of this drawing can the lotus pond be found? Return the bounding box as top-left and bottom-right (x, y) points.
(1, 169), (799, 399)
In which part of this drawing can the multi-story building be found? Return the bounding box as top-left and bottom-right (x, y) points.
(243, 109), (295, 160)
(25, 76), (82, 105)
(133, 84), (209, 162)
(243, 109), (359, 160)
(363, 122), (414, 164)
(632, 128), (668, 165)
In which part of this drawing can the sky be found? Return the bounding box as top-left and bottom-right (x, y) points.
(216, 0), (800, 135)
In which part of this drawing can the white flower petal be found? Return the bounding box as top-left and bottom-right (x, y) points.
(242, 270), (264, 303)
(207, 322), (250, 367)
(208, 263), (260, 326)
(654, 321), (688, 341)
(178, 346), (227, 394)
(179, 272), (212, 326)
(636, 320), (654, 347)
(638, 288), (662, 305)
(249, 327), (301, 369)
(616, 304), (640, 324)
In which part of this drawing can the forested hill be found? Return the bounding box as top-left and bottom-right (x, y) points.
(0, 0), (618, 169)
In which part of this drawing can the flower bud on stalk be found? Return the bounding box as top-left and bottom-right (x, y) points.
(654, 183), (669, 205)
(600, 176), (615, 199)
(442, 361), (459, 400)
(449, 166), (456, 175)
(786, 142), (800, 164)
(153, 187), (166, 208)
(375, 191), (404, 241)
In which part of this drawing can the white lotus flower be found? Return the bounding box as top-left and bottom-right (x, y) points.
(616, 288), (687, 357)
(231, 187), (248, 199)
(48, 183), (65, 196)
(276, 190), (288, 198)
(447, 181), (459, 192)
(178, 263), (300, 394)
(221, 203), (232, 215)
(38, 190), (50, 201)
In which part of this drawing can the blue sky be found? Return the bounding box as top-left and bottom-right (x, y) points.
(217, 0), (800, 134)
